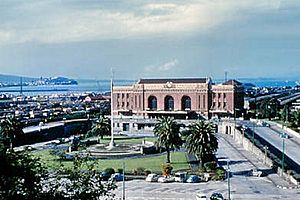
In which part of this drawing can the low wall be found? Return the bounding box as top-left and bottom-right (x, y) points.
(220, 122), (273, 168)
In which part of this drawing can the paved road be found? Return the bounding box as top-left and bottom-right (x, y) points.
(247, 122), (300, 168)
(113, 133), (299, 200)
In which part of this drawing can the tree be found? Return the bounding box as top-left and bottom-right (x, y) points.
(44, 156), (116, 199)
(280, 104), (290, 123)
(153, 117), (183, 163)
(258, 98), (278, 119)
(0, 117), (24, 150)
(0, 137), (116, 200)
(185, 120), (218, 166)
(0, 138), (47, 200)
(86, 115), (111, 143)
(293, 109), (300, 127)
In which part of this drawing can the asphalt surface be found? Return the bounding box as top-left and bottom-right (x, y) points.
(239, 120), (300, 168)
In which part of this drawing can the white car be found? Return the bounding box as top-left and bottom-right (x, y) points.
(196, 193), (207, 200)
(145, 173), (159, 182)
(174, 172), (187, 182)
(250, 169), (262, 177)
(157, 176), (175, 183)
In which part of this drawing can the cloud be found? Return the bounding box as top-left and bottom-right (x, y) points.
(0, 0), (295, 45)
(145, 59), (179, 72)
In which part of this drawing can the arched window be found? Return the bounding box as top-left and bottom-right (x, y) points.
(181, 96), (191, 111)
(164, 95), (174, 111)
(148, 96), (157, 111)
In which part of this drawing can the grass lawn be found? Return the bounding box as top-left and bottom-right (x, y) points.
(32, 150), (189, 174)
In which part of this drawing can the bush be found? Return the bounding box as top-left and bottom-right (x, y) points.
(104, 168), (115, 175)
(204, 161), (217, 172)
(198, 167), (206, 174)
(117, 168), (124, 174)
(132, 167), (145, 175)
(161, 163), (173, 176)
(144, 169), (151, 176)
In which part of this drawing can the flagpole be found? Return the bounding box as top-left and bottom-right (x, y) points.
(109, 68), (115, 148)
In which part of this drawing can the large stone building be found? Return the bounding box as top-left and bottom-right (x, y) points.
(112, 78), (244, 119)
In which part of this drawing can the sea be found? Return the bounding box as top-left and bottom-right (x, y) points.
(0, 78), (299, 96)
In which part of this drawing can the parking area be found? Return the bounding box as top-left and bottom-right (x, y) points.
(113, 133), (300, 200)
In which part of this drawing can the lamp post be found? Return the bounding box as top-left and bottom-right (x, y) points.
(227, 160), (231, 200)
(280, 133), (288, 176)
(263, 145), (268, 164)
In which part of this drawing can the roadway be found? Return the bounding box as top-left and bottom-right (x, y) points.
(238, 120), (300, 170)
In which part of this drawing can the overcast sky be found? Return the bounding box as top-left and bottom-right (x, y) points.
(0, 0), (299, 80)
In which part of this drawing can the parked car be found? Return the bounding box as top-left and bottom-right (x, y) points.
(100, 171), (111, 181)
(196, 193), (207, 200)
(157, 176), (175, 183)
(210, 192), (224, 200)
(109, 173), (124, 182)
(249, 169), (262, 177)
(186, 175), (200, 183)
(174, 172), (187, 182)
(146, 173), (159, 182)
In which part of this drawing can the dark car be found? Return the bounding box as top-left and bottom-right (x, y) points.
(100, 171), (111, 181)
(210, 192), (224, 200)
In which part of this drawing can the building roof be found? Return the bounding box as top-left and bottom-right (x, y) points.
(138, 78), (208, 84)
(223, 79), (243, 86)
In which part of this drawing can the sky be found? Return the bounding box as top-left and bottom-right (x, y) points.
(0, 0), (300, 80)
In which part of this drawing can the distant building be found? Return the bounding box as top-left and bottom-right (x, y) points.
(112, 78), (244, 119)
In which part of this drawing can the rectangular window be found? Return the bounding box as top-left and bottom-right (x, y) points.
(223, 102), (227, 108)
(122, 93), (124, 98)
(199, 95), (201, 109)
(203, 95), (206, 108)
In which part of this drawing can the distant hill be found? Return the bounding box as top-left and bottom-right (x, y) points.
(0, 74), (77, 86)
(0, 74), (37, 83)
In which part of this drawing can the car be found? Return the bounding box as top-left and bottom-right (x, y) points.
(186, 175), (200, 183)
(196, 193), (207, 200)
(146, 173), (159, 182)
(210, 192), (224, 200)
(109, 173), (124, 182)
(249, 169), (262, 177)
(174, 172), (187, 182)
(100, 171), (111, 181)
(157, 176), (175, 183)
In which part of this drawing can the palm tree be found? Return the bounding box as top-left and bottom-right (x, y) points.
(153, 116), (183, 163)
(86, 115), (111, 143)
(185, 120), (218, 166)
(0, 117), (24, 151)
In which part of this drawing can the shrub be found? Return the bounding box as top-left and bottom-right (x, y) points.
(161, 163), (173, 176)
(144, 169), (151, 176)
(117, 168), (124, 174)
(204, 161), (217, 172)
(132, 167), (145, 175)
(104, 168), (115, 175)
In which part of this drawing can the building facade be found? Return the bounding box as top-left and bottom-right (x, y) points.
(112, 78), (244, 119)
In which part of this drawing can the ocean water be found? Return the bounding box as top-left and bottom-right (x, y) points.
(0, 78), (299, 96)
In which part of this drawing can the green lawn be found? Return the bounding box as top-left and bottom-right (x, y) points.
(32, 150), (189, 174)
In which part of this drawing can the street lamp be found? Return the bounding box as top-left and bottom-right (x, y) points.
(280, 133), (288, 176)
(227, 160), (231, 200)
(263, 145), (268, 164)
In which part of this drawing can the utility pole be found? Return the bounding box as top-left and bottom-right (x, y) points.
(281, 134), (286, 176)
(122, 161), (125, 200)
(264, 145), (268, 164)
(227, 160), (231, 200)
